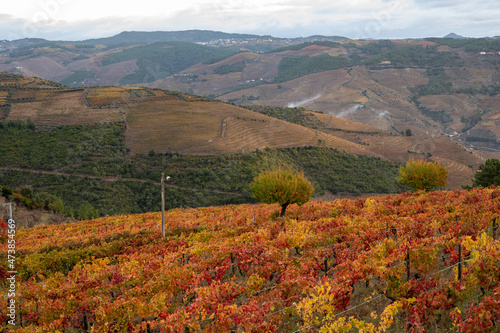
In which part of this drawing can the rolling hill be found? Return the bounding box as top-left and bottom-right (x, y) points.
(0, 74), (488, 192)
(2, 32), (500, 156)
(146, 37), (500, 155)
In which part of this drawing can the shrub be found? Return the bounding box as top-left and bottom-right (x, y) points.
(250, 168), (314, 216)
(472, 159), (500, 187)
(397, 159), (448, 192)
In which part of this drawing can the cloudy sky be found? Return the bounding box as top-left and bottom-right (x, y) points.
(1, 0), (499, 41)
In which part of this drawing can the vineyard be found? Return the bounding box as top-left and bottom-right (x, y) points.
(1, 188), (500, 332)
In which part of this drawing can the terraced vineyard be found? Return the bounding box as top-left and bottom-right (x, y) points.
(0, 74), (494, 189)
(3, 189), (500, 332)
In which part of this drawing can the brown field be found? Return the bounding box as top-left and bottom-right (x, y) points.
(369, 68), (428, 94)
(220, 66), (436, 134)
(221, 69), (352, 107)
(15, 56), (73, 82)
(418, 94), (469, 112)
(312, 112), (386, 134)
(7, 90), (124, 127)
(12, 90), (37, 100)
(34, 89), (58, 100)
(478, 94), (500, 115)
(467, 69), (494, 84)
(122, 99), (375, 156)
(86, 87), (142, 106)
(317, 87), (368, 105)
(155, 52), (282, 96)
(0, 91), (8, 104)
(280, 45), (332, 57)
(418, 94), (483, 132)
(185, 52), (259, 74)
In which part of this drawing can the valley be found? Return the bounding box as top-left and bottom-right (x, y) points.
(0, 33), (499, 220)
(1, 30), (500, 333)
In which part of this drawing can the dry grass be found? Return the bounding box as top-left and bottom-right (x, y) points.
(7, 90), (124, 126)
(123, 99), (376, 156)
(0, 91), (8, 104)
(86, 87), (138, 106)
(320, 87), (368, 105)
(313, 112), (385, 134)
(467, 69), (494, 84)
(12, 90), (37, 100)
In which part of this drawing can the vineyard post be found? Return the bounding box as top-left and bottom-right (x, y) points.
(493, 217), (497, 240)
(161, 174), (170, 238)
(458, 243), (462, 281)
(83, 311), (89, 332)
(161, 173), (165, 237)
(406, 249), (410, 282)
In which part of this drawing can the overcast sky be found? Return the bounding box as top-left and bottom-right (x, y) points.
(1, 0), (499, 41)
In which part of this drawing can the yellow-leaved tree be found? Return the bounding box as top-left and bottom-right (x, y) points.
(397, 159), (448, 192)
(250, 168), (314, 217)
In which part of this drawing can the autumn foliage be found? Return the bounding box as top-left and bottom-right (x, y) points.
(2, 188), (500, 332)
(397, 158), (448, 191)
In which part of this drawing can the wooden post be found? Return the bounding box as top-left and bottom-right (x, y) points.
(161, 173), (165, 238)
(458, 243), (462, 281)
(493, 218), (497, 241)
(83, 311), (89, 332)
(406, 249), (410, 282)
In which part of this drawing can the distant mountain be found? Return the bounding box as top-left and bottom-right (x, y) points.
(0, 38), (49, 51)
(79, 30), (264, 45)
(444, 33), (466, 39)
(295, 35), (349, 41)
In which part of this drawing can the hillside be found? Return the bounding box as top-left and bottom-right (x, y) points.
(2, 189), (500, 331)
(0, 31), (348, 87)
(2, 33), (500, 155)
(0, 74), (417, 218)
(3, 84), (372, 156)
(0, 75), (487, 191)
(148, 38), (500, 154)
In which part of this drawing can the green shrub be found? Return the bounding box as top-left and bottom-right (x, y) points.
(472, 159), (500, 187)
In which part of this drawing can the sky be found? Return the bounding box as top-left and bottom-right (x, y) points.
(1, 0), (499, 41)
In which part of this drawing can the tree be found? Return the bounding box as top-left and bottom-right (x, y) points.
(472, 159), (500, 187)
(397, 159), (448, 192)
(250, 168), (314, 217)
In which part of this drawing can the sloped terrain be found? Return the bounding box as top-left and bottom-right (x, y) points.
(4, 189), (500, 331)
(1, 73), (496, 189)
(2, 34), (500, 155)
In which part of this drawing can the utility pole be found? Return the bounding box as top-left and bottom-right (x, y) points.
(161, 173), (165, 237)
(161, 174), (170, 238)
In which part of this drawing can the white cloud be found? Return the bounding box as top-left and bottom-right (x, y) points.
(0, 0), (499, 40)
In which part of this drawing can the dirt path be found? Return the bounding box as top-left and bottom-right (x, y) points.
(0, 167), (243, 196)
